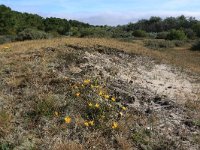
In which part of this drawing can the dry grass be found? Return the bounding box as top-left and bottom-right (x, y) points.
(1, 37), (200, 73)
(0, 37), (199, 149)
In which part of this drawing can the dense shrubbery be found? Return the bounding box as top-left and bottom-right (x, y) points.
(156, 32), (169, 39)
(17, 28), (49, 41)
(132, 30), (147, 37)
(166, 29), (187, 40)
(79, 27), (111, 38)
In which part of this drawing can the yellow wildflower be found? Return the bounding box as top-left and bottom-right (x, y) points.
(76, 92), (80, 97)
(54, 111), (59, 116)
(104, 95), (110, 99)
(122, 106), (127, 111)
(111, 97), (116, 102)
(88, 103), (93, 107)
(95, 103), (100, 108)
(119, 112), (123, 116)
(89, 121), (94, 126)
(99, 91), (103, 96)
(64, 116), (71, 124)
(84, 122), (89, 127)
(112, 122), (118, 129)
(83, 79), (90, 85)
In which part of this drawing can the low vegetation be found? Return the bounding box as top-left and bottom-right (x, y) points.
(0, 38), (200, 149)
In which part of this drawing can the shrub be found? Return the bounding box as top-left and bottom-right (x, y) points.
(0, 35), (16, 44)
(132, 30), (147, 37)
(191, 41), (200, 51)
(148, 32), (157, 39)
(156, 32), (168, 39)
(184, 28), (196, 39)
(166, 29), (187, 40)
(17, 28), (48, 41)
(144, 39), (175, 50)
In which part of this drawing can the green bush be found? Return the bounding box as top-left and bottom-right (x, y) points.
(148, 32), (157, 39)
(156, 32), (169, 39)
(166, 29), (187, 40)
(191, 41), (200, 51)
(132, 30), (147, 37)
(17, 28), (49, 41)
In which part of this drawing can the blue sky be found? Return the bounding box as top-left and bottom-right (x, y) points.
(1, 0), (200, 26)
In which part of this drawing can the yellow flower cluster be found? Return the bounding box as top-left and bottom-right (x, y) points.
(76, 92), (80, 97)
(83, 79), (91, 85)
(84, 120), (95, 127)
(88, 102), (100, 108)
(66, 79), (128, 130)
(64, 116), (72, 124)
(112, 122), (118, 129)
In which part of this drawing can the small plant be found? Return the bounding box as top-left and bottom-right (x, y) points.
(33, 94), (59, 117)
(0, 142), (14, 150)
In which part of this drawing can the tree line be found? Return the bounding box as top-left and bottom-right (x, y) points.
(1, 4), (200, 43)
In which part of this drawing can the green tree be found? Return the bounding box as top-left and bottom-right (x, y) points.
(0, 5), (15, 35)
(44, 17), (70, 35)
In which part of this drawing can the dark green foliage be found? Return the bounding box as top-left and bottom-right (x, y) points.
(191, 41), (200, 51)
(14, 13), (45, 32)
(0, 5), (15, 35)
(132, 30), (147, 37)
(44, 17), (70, 35)
(0, 4), (200, 43)
(17, 28), (48, 41)
(111, 27), (132, 38)
(166, 29), (187, 40)
(80, 27), (112, 38)
(192, 23), (200, 37)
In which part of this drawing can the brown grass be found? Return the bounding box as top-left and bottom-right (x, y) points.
(0, 37), (199, 149)
(0, 37), (200, 73)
